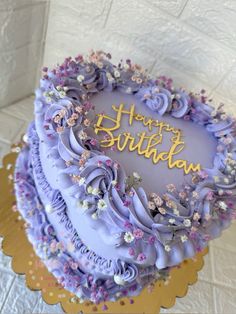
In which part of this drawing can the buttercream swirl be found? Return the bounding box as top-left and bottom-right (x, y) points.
(136, 85), (172, 115)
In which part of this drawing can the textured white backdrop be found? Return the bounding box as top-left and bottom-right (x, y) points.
(0, 1), (236, 313)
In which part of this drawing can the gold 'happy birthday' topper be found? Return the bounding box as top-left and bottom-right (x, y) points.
(94, 103), (201, 175)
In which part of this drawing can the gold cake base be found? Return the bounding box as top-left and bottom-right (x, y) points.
(0, 150), (208, 314)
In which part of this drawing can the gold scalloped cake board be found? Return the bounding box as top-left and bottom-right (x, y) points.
(0, 150), (208, 314)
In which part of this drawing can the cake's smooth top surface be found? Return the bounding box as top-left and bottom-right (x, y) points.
(14, 51), (236, 304)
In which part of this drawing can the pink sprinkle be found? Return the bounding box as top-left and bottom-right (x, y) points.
(137, 253), (146, 262)
(148, 235), (156, 245)
(124, 221), (132, 229)
(184, 115), (190, 121)
(97, 160), (102, 167)
(102, 304), (108, 311)
(114, 162), (120, 169)
(115, 184), (121, 191)
(128, 248), (135, 256)
(90, 138), (97, 146)
(227, 201), (234, 209)
(123, 200), (131, 207)
(105, 160), (112, 167)
(230, 211), (236, 219)
(204, 234), (211, 241)
(133, 229), (144, 239)
(110, 145), (116, 151)
(206, 191), (214, 201)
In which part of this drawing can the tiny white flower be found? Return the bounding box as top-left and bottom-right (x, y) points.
(59, 91), (66, 98)
(123, 63), (130, 70)
(133, 172), (141, 180)
(114, 275), (125, 286)
(114, 70), (120, 78)
(213, 176), (220, 183)
(87, 186), (93, 194)
(173, 208), (180, 216)
(23, 133), (28, 143)
(193, 212), (200, 221)
(164, 245), (171, 252)
(181, 235), (188, 243)
(91, 212), (98, 220)
(97, 199), (107, 210)
(106, 72), (114, 82)
(78, 200), (89, 210)
(79, 177), (85, 186)
(218, 201), (228, 211)
(218, 189), (224, 196)
(221, 114), (227, 120)
(77, 75), (85, 83)
(153, 196), (163, 207)
(148, 201), (156, 210)
(67, 241), (75, 253)
(45, 204), (54, 214)
(224, 177), (229, 184)
(92, 188), (100, 196)
(124, 231), (135, 243)
(169, 218), (175, 224)
(111, 180), (117, 186)
(46, 96), (52, 103)
(183, 219), (191, 227)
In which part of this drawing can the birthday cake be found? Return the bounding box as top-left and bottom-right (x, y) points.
(14, 51), (236, 304)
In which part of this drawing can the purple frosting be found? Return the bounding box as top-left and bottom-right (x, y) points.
(14, 51), (236, 304)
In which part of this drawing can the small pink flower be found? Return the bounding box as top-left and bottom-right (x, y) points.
(124, 221), (132, 229)
(105, 160), (112, 167)
(90, 138), (97, 146)
(166, 183), (176, 193)
(198, 170), (208, 179)
(97, 160), (102, 167)
(148, 236), (156, 245)
(110, 145), (116, 151)
(184, 115), (190, 121)
(137, 253), (146, 262)
(79, 159), (86, 167)
(67, 117), (75, 127)
(71, 113), (79, 120)
(115, 184), (121, 191)
(179, 191), (187, 199)
(128, 248), (135, 256)
(206, 191), (214, 201)
(123, 200), (131, 207)
(114, 162), (120, 169)
(204, 234), (211, 241)
(83, 101), (93, 111)
(133, 229), (144, 239)
(75, 106), (83, 113)
(83, 118), (91, 126)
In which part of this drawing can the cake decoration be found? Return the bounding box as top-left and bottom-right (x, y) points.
(13, 51), (236, 306)
(94, 102), (201, 174)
